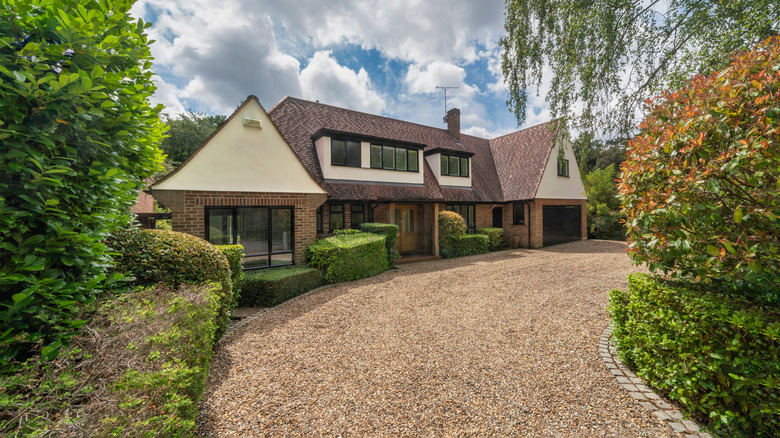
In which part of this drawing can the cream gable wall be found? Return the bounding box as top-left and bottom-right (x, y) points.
(534, 138), (588, 200)
(153, 100), (325, 194)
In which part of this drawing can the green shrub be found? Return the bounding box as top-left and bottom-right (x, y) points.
(619, 36), (780, 297)
(0, 283), (222, 437)
(588, 210), (624, 240)
(107, 229), (234, 340)
(438, 211), (466, 258)
(217, 244), (245, 296)
(452, 234), (490, 257)
(333, 229), (362, 235)
(307, 233), (389, 283)
(609, 274), (780, 436)
(477, 227), (504, 251)
(0, 0), (165, 370)
(239, 267), (324, 307)
(360, 222), (400, 265)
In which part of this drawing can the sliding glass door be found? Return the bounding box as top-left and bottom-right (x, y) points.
(206, 206), (294, 269)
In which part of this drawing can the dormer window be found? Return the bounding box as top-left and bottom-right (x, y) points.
(370, 144), (419, 172)
(441, 154), (469, 177)
(331, 139), (361, 167)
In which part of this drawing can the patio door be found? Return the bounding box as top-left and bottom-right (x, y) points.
(394, 205), (420, 254)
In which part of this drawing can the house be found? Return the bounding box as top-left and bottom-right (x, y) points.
(150, 95), (587, 269)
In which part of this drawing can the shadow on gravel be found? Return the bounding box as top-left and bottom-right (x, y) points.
(540, 240), (628, 254)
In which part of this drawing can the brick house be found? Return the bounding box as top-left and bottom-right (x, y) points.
(151, 95), (587, 269)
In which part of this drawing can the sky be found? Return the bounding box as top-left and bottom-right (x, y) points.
(129, 0), (555, 139)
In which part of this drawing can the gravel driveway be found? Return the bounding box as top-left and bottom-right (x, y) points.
(198, 240), (681, 437)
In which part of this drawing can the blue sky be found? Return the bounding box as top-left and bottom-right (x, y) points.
(130, 0), (554, 138)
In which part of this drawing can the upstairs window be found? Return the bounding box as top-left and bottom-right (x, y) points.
(513, 202), (525, 225)
(441, 154), (469, 177)
(331, 139), (361, 167)
(445, 204), (475, 234)
(370, 144), (419, 172)
(557, 158), (569, 177)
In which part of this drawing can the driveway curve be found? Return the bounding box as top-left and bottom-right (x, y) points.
(198, 240), (681, 437)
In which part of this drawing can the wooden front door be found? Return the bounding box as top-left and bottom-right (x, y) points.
(394, 205), (420, 254)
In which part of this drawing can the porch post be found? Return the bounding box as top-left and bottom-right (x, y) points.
(433, 203), (440, 257)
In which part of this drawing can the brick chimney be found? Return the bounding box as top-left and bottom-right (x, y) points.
(445, 108), (461, 142)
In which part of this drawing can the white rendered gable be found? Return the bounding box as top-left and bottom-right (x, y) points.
(534, 138), (587, 200)
(153, 99), (325, 194)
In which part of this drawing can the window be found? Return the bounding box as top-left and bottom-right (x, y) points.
(206, 206), (293, 269)
(331, 139), (361, 167)
(316, 207), (323, 232)
(350, 204), (364, 229)
(370, 144), (419, 172)
(329, 204), (344, 230)
(513, 202), (525, 225)
(445, 204), (475, 234)
(557, 158), (569, 177)
(441, 154), (469, 177)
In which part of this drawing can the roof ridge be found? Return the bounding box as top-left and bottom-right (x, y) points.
(489, 118), (560, 142)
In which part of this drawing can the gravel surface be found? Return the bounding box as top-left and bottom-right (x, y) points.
(198, 240), (681, 437)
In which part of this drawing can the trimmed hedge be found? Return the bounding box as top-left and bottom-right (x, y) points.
(107, 229), (234, 339)
(217, 244), (245, 297)
(477, 227), (504, 251)
(360, 222), (400, 265)
(333, 229), (362, 235)
(239, 267), (324, 307)
(438, 211), (467, 258)
(452, 234), (490, 257)
(307, 233), (389, 283)
(609, 274), (780, 436)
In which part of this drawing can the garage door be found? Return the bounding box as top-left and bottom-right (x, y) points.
(543, 205), (581, 246)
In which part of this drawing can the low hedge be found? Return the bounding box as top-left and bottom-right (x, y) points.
(217, 244), (245, 297)
(360, 222), (400, 265)
(0, 283), (222, 437)
(477, 227), (503, 251)
(609, 274), (780, 436)
(451, 234), (490, 257)
(307, 233), (389, 283)
(238, 266), (324, 307)
(107, 229), (234, 340)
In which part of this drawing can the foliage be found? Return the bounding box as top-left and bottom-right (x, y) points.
(500, 0), (780, 135)
(160, 111), (226, 165)
(0, 0), (165, 370)
(451, 234), (490, 257)
(438, 211), (466, 258)
(239, 266), (324, 307)
(588, 211), (624, 241)
(619, 36), (780, 297)
(360, 222), (400, 265)
(573, 134), (627, 175)
(582, 164), (624, 240)
(217, 244), (244, 296)
(1, 283), (222, 437)
(107, 229), (234, 339)
(609, 274), (780, 436)
(477, 227), (503, 251)
(333, 229), (362, 235)
(307, 233), (388, 283)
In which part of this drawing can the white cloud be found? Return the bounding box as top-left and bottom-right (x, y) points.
(405, 61), (479, 97)
(300, 51), (386, 113)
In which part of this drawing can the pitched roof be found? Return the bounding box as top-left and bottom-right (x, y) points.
(489, 121), (558, 201)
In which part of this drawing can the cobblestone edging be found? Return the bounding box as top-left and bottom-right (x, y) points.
(600, 325), (712, 438)
(221, 284), (337, 342)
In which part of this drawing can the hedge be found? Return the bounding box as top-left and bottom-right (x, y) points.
(452, 234), (490, 257)
(217, 244), (245, 302)
(609, 274), (780, 436)
(477, 227), (503, 251)
(0, 283), (222, 437)
(239, 267), (324, 307)
(307, 233), (389, 283)
(360, 222), (400, 265)
(107, 229), (234, 340)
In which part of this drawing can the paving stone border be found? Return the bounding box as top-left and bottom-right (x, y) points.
(600, 325), (712, 438)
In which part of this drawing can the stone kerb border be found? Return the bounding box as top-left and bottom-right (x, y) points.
(600, 325), (712, 438)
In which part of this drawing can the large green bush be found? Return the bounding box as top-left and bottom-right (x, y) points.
(452, 234), (490, 257)
(477, 227), (504, 251)
(360, 222), (400, 264)
(619, 36), (780, 297)
(438, 211), (466, 258)
(0, 0), (165, 368)
(609, 274), (780, 436)
(107, 229), (234, 339)
(239, 266), (324, 307)
(307, 233), (388, 283)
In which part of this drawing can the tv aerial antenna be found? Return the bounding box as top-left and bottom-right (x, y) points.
(435, 86), (459, 123)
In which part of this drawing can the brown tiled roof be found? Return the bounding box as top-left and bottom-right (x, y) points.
(489, 121), (558, 201)
(268, 96), (556, 203)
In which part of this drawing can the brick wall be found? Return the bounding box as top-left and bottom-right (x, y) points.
(152, 190), (327, 265)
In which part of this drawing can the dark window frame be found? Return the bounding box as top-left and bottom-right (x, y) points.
(557, 158), (570, 177)
(331, 138), (362, 168)
(513, 202), (525, 225)
(316, 206), (323, 232)
(350, 204), (364, 229)
(445, 203), (476, 234)
(441, 154), (469, 177)
(329, 204), (344, 231)
(369, 143), (420, 172)
(205, 206), (294, 270)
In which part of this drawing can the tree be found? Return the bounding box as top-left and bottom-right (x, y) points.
(0, 0), (164, 369)
(161, 111), (226, 165)
(572, 134), (627, 175)
(500, 0), (780, 136)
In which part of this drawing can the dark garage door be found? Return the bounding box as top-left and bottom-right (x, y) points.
(543, 205), (581, 246)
